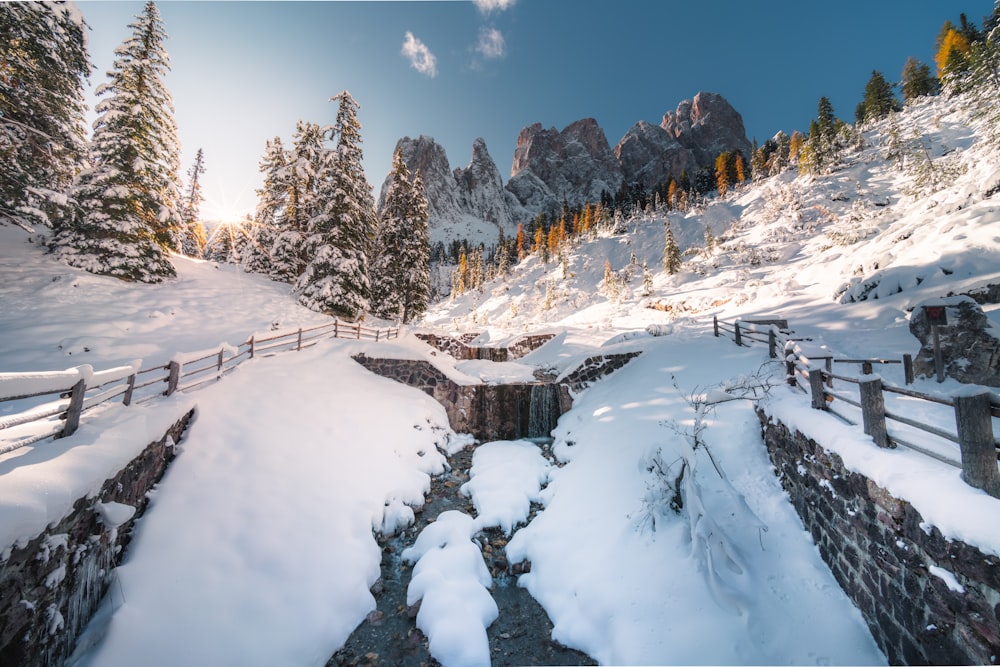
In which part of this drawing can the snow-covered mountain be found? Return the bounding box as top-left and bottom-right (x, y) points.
(384, 91), (753, 249)
(377, 135), (524, 248)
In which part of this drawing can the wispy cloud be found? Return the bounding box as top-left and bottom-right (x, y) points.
(401, 31), (437, 78)
(476, 27), (506, 60)
(473, 0), (516, 13)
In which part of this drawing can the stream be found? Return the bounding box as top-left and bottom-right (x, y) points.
(328, 443), (595, 667)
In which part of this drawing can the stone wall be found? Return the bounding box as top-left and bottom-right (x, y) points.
(0, 409), (195, 667)
(759, 412), (1000, 664)
(414, 333), (556, 362)
(354, 351), (641, 442)
(351, 354), (569, 441)
(561, 352), (642, 394)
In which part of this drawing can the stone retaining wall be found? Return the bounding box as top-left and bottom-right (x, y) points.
(414, 333), (556, 362)
(353, 352), (641, 442)
(0, 409), (195, 667)
(561, 352), (642, 394)
(758, 411), (1000, 664)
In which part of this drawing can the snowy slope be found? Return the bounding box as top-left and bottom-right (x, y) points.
(0, 90), (998, 666)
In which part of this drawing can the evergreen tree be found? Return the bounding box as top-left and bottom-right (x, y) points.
(664, 222), (681, 274)
(0, 3), (90, 231)
(296, 91), (375, 319)
(179, 148), (207, 257)
(800, 97), (841, 174)
(55, 1), (182, 282)
(900, 57), (938, 103)
(371, 151), (430, 322)
(247, 136), (300, 279)
(856, 70), (901, 124)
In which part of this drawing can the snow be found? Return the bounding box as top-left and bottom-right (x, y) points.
(1, 89), (999, 666)
(462, 439), (549, 535)
(403, 511), (497, 667)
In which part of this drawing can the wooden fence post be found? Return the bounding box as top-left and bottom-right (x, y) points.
(334, 320), (339, 338)
(858, 377), (890, 448)
(786, 358), (797, 387)
(809, 369), (827, 410)
(713, 316), (719, 337)
(903, 354), (914, 385)
(60, 378), (86, 438)
(166, 361), (180, 396)
(249, 336), (255, 359)
(123, 373), (135, 406)
(217, 348), (224, 371)
(297, 328), (303, 351)
(824, 357), (834, 388)
(768, 329), (777, 359)
(357, 323), (361, 339)
(376, 329), (380, 342)
(953, 392), (1000, 499)
(734, 321), (742, 346)
(861, 360), (873, 375)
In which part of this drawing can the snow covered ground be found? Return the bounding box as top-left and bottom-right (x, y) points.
(2, 92), (999, 665)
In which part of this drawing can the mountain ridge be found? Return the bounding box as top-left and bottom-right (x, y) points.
(379, 91), (752, 246)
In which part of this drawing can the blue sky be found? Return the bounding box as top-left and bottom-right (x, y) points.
(78, 0), (994, 221)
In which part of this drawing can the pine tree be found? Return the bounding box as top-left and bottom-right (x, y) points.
(55, 1), (183, 282)
(664, 222), (681, 274)
(295, 91), (376, 319)
(179, 148), (207, 256)
(901, 57), (938, 103)
(371, 151), (430, 322)
(856, 70), (901, 124)
(0, 3), (90, 231)
(271, 120), (322, 283)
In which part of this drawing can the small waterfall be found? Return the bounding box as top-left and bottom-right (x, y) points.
(527, 383), (561, 439)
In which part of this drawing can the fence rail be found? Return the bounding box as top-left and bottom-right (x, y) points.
(0, 320), (399, 457)
(713, 315), (1000, 499)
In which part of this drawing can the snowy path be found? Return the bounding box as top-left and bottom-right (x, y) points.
(67, 331), (885, 666)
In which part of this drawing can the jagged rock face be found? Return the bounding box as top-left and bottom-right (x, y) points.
(615, 120), (696, 192)
(661, 91), (752, 167)
(379, 136), (521, 245)
(379, 136), (462, 226)
(453, 138), (520, 230)
(507, 118), (623, 216)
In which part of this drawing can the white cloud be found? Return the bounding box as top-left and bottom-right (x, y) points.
(473, 0), (516, 13)
(401, 31), (437, 78)
(476, 27), (506, 60)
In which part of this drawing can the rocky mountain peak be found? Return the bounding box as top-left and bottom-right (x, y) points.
(660, 91), (752, 166)
(507, 117), (623, 216)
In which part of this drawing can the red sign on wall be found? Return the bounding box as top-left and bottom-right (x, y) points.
(923, 305), (948, 326)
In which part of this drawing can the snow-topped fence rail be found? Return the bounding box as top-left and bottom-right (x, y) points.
(714, 316), (1000, 500)
(0, 319), (398, 457)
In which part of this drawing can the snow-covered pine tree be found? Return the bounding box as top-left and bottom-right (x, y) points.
(664, 222), (681, 274)
(371, 150), (410, 319)
(0, 3), (90, 231)
(371, 152), (431, 322)
(295, 91), (376, 320)
(239, 136), (289, 278)
(54, 1), (183, 282)
(179, 148), (207, 256)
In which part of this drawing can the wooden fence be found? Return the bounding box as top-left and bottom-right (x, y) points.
(0, 320), (399, 457)
(714, 316), (1000, 499)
